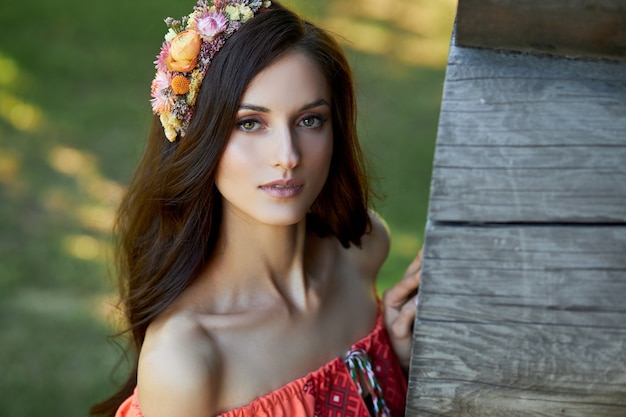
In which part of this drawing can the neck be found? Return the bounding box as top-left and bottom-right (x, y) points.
(208, 206), (319, 313)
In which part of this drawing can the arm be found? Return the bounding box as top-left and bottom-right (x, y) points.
(137, 315), (220, 417)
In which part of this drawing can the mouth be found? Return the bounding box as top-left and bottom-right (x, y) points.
(260, 179), (304, 189)
(266, 184), (301, 189)
(259, 179), (304, 198)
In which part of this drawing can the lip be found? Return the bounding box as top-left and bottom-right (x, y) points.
(259, 179), (304, 199)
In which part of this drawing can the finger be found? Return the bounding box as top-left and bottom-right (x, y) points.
(383, 276), (420, 309)
(403, 249), (423, 280)
(390, 297), (418, 340)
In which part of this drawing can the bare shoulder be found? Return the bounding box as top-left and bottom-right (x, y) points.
(344, 210), (391, 278)
(137, 311), (221, 417)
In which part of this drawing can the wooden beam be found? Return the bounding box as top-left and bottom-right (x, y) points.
(428, 37), (626, 223)
(408, 13), (626, 415)
(456, 0), (626, 61)
(407, 224), (626, 416)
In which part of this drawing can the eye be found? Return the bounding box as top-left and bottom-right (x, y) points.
(299, 114), (328, 129)
(237, 118), (262, 132)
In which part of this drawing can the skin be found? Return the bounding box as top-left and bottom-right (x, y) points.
(136, 50), (421, 417)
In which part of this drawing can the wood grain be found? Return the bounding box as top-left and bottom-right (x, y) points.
(420, 224), (626, 326)
(429, 40), (626, 223)
(407, 224), (626, 416)
(410, 323), (626, 417)
(455, 0), (626, 61)
(409, 7), (626, 415)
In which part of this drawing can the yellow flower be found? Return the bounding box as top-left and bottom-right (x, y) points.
(167, 30), (202, 72)
(187, 69), (203, 106)
(160, 113), (178, 142)
(187, 88), (198, 106)
(191, 69), (203, 84)
(187, 12), (199, 29)
(240, 5), (254, 22)
(164, 28), (177, 42)
(224, 5), (240, 21)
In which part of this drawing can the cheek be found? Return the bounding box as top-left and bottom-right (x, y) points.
(308, 136), (333, 173)
(216, 141), (256, 190)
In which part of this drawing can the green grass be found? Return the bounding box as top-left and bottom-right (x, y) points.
(0, 1), (448, 415)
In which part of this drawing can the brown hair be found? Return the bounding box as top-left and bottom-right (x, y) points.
(91, 2), (370, 415)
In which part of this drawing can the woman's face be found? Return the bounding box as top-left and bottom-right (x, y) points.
(216, 50), (333, 227)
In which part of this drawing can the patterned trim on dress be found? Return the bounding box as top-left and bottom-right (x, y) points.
(344, 348), (390, 417)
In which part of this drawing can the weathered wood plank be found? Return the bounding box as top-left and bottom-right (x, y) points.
(455, 0), (626, 61)
(438, 45), (626, 147)
(409, 324), (626, 416)
(407, 224), (626, 416)
(429, 41), (626, 223)
(420, 224), (626, 327)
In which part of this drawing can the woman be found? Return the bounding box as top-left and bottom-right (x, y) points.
(92, 1), (421, 416)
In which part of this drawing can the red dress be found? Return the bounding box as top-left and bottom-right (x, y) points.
(116, 311), (407, 417)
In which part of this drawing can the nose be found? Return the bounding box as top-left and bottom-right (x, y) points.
(273, 125), (300, 170)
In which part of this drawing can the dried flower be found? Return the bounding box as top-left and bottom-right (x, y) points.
(172, 75), (191, 95)
(151, 70), (172, 95)
(154, 42), (171, 72)
(224, 5), (240, 21)
(150, 0), (272, 142)
(160, 113), (179, 142)
(240, 6), (254, 23)
(195, 11), (228, 41)
(151, 91), (174, 114)
(167, 30), (202, 72)
(164, 28), (178, 42)
(187, 69), (203, 106)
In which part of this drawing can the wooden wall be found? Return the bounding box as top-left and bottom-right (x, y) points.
(406, 1), (626, 415)
(455, 0), (626, 61)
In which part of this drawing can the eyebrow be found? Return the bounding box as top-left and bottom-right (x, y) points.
(238, 98), (330, 113)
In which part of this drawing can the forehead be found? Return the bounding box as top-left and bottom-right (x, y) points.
(240, 50), (331, 108)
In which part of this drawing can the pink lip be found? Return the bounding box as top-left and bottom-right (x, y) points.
(259, 179), (304, 199)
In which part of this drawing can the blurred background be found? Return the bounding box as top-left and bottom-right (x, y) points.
(0, 0), (456, 415)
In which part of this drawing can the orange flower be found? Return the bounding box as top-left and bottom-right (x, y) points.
(167, 30), (202, 72)
(172, 75), (191, 95)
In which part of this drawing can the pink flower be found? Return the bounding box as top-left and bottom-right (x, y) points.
(151, 93), (174, 115)
(195, 12), (228, 41)
(151, 71), (174, 114)
(151, 71), (171, 96)
(154, 42), (171, 72)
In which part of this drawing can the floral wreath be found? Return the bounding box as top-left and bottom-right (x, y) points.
(150, 0), (272, 142)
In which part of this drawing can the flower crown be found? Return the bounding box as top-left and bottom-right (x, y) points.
(150, 0), (272, 142)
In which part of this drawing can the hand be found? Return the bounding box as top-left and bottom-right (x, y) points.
(382, 249), (422, 370)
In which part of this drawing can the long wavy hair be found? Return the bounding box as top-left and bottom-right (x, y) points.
(91, 2), (370, 415)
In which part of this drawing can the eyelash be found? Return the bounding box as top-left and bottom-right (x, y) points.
(236, 114), (329, 133)
(237, 118), (263, 132)
(299, 114), (328, 128)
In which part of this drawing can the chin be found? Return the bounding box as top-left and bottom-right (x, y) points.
(254, 206), (309, 227)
